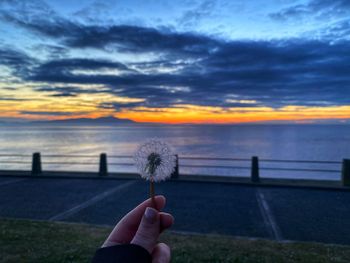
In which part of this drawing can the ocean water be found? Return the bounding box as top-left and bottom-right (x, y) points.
(0, 124), (349, 180)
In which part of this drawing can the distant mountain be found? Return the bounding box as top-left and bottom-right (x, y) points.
(31, 116), (136, 125)
(0, 118), (31, 125)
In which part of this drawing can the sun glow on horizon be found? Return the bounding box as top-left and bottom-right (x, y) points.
(1, 81), (350, 124)
(115, 105), (350, 124)
(1, 97), (350, 124)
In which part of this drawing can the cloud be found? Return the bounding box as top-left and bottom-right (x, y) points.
(73, 1), (112, 23)
(19, 111), (75, 116)
(270, 0), (350, 20)
(2, 87), (17, 90)
(34, 58), (132, 72)
(98, 101), (145, 112)
(25, 38), (350, 108)
(1, 3), (350, 110)
(0, 0), (54, 17)
(0, 47), (34, 77)
(34, 86), (80, 97)
(72, 0), (142, 26)
(314, 19), (350, 41)
(34, 84), (111, 97)
(0, 97), (31, 101)
(0, 5), (218, 56)
(177, 0), (217, 28)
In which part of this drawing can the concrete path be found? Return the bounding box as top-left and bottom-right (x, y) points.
(0, 176), (349, 245)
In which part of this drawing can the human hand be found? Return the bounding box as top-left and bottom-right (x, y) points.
(102, 195), (174, 263)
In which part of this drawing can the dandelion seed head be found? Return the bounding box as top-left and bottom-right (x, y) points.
(134, 139), (176, 182)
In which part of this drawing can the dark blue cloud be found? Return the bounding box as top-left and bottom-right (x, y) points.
(0, 5), (218, 56)
(34, 85), (111, 97)
(0, 47), (34, 77)
(2, 38), (349, 108)
(35, 58), (132, 72)
(34, 86), (79, 97)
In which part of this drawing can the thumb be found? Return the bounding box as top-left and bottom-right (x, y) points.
(131, 207), (160, 253)
(152, 243), (171, 263)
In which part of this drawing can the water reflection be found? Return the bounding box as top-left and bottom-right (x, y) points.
(0, 124), (349, 180)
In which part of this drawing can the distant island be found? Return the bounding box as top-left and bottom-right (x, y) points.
(32, 116), (136, 126)
(0, 116), (138, 126)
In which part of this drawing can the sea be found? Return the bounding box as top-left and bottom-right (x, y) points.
(0, 124), (349, 181)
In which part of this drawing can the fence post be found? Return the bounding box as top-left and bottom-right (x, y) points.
(99, 153), (108, 176)
(171, 154), (179, 179)
(32, 152), (42, 175)
(342, 159), (350, 186)
(251, 156), (259, 182)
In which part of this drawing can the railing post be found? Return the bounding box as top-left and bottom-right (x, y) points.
(342, 159), (350, 186)
(99, 153), (108, 176)
(251, 156), (259, 182)
(32, 152), (42, 175)
(171, 154), (179, 179)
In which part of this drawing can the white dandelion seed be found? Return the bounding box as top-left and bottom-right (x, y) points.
(134, 139), (176, 182)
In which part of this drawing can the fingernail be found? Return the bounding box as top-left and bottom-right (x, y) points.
(145, 207), (157, 223)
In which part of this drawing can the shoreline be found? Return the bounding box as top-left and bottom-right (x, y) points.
(0, 170), (348, 191)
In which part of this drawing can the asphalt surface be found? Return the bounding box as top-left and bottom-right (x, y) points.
(0, 176), (350, 245)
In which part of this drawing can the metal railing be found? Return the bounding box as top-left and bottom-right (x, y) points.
(0, 152), (349, 186)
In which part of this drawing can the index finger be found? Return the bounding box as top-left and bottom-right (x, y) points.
(103, 195), (166, 246)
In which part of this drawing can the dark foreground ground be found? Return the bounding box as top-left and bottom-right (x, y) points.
(0, 176), (350, 245)
(3, 219), (350, 263)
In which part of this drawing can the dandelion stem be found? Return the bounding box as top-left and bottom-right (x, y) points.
(150, 177), (157, 210)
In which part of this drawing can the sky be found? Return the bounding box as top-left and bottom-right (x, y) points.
(0, 0), (350, 124)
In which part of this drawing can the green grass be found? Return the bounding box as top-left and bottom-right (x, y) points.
(1, 218), (350, 263)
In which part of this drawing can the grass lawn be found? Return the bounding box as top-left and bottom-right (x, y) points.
(1, 218), (350, 263)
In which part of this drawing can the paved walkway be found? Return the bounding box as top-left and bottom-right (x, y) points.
(0, 176), (350, 245)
